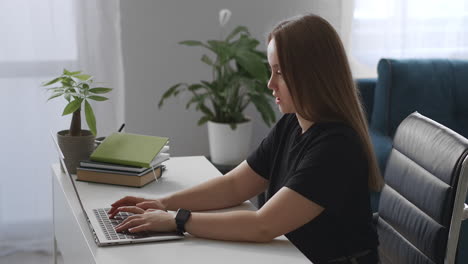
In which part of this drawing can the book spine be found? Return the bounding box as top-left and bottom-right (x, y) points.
(78, 165), (162, 176)
(80, 161), (143, 173)
(76, 167), (161, 187)
(91, 156), (149, 168)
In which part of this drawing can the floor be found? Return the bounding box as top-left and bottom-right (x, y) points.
(0, 251), (62, 264)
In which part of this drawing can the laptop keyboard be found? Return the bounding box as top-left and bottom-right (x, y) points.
(94, 208), (153, 240)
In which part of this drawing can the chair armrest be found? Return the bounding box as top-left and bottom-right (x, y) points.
(464, 203), (468, 220)
(372, 212), (379, 225)
(356, 78), (377, 124)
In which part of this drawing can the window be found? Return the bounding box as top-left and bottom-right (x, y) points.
(0, 0), (77, 77)
(0, 0), (77, 224)
(351, 0), (468, 68)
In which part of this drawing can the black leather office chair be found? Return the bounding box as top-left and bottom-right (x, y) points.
(375, 112), (468, 264)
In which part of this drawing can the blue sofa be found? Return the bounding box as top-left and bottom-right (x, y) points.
(357, 58), (468, 263)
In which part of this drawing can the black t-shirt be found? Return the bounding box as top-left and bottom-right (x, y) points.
(247, 114), (378, 263)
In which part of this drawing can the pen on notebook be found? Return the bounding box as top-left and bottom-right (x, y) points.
(118, 123), (125, 132)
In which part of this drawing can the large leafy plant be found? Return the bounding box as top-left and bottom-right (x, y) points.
(43, 69), (112, 136)
(158, 10), (275, 129)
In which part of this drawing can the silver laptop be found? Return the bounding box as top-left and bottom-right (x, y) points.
(51, 132), (184, 246)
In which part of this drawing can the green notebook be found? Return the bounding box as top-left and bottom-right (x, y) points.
(90, 132), (169, 168)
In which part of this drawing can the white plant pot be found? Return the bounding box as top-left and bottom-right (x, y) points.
(207, 120), (253, 166)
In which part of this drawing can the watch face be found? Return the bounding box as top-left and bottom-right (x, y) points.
(176, 209), (191, 223)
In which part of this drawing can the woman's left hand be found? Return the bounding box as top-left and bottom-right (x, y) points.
(115, 209), (177, 233)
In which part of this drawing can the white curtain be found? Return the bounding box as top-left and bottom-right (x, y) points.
(0, 0), (124, 256)
(350, 0), (468, 77)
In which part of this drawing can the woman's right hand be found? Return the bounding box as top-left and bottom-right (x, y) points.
(108, 196), (166, 218)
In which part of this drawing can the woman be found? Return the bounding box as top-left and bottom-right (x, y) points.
(109, 14), (383, 263)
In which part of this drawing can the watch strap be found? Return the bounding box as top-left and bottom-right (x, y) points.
(175, 208), (192, 233)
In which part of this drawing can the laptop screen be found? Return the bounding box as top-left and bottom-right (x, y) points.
(50, 131), (91, 220)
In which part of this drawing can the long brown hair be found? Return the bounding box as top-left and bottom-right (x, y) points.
(268, 14), (383, 191)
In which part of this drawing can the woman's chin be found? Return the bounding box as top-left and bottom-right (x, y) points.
(278, 105), (293, 114)
(278, 105), (284, 113)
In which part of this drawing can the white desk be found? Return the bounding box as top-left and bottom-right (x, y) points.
(52, 156), (310, 264)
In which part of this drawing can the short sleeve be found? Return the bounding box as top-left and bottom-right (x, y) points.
(285, 134), (367, 214)
(246, 126), (276, 180)
(247, 115), (293, 180)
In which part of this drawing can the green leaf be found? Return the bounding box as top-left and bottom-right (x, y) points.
(233, 34), (259, 51)
(84, 100), (97, 136)
(89, 87), (112, 94)
(65, 88), (77, 94)
(201, 81), (215, 89)
(47, 92), (63, 101)
(185, 99), (196, 109)
(61, 78), (74, 87)
(75, 74), (92, 81)
(64, 94), (71, 102)
(229, 123), (237, 130)
(201, 55), (213, 66)
(179, 40), (205, 47)
(179, 40), (215, 53)
(87, 95), (108, 101)
(62, 98), (83, 116)
(198, 103), (214, 117)
(197, 115), (212, 126)
(69, 71), (82, 76)
(68, 93), (82, 98)
(207, 40), (232, 62)
(163, 83), (184, 98)
(63, 69), (71, 75)
(235, 50), (268, 81)
(158, 83), (185, 108)
(250, 94), (276, 127)
(172, 28), (273, 128)
(47, 87), (65, 92)
(43, 77), (62, 86)
(225, 26), (249, 42)
(253, 50), (268, 60)
(185, 94), (205, 109)
(188, 84), (203, 92)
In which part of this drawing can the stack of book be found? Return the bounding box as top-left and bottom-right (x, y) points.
(76, 132), (170, 187)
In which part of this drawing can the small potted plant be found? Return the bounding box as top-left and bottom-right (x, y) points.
(44, 69), (112, 173)
(158, 9), (275, 165)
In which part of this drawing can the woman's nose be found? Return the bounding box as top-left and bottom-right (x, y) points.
(267, 76), (275, 91)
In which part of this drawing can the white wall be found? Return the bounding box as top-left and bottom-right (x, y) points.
(121, 0), (343, 156)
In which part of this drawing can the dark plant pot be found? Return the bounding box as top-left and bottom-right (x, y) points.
(57, 130), (95, 174)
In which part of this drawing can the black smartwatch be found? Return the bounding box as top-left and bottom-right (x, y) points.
(175, 208), (192, 233)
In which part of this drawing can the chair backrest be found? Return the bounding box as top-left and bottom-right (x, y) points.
(376, 112), (468, 264)
(371, 59), (468, 138)
(356, 78), (376, 124)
